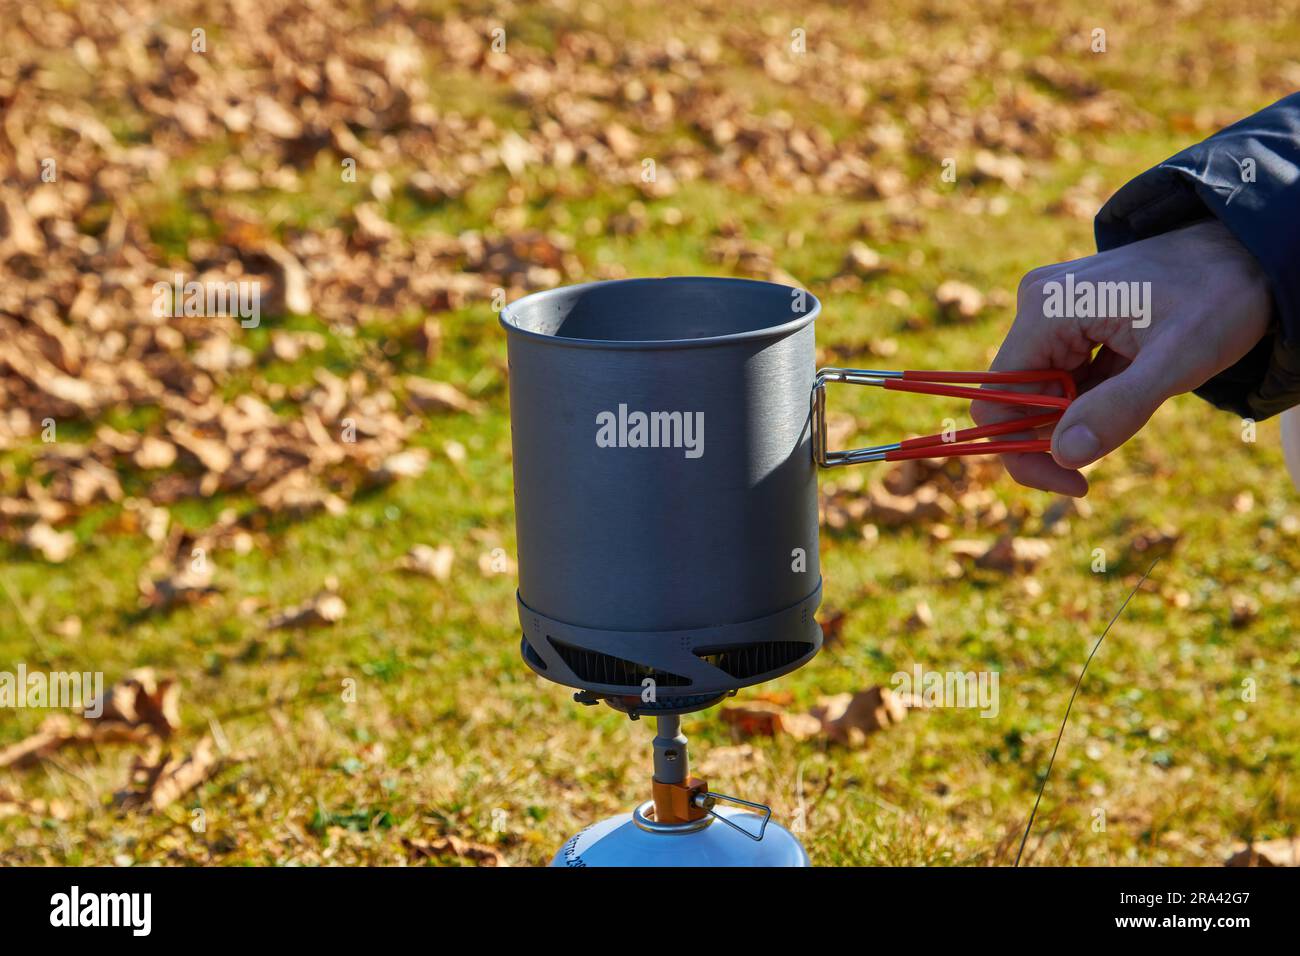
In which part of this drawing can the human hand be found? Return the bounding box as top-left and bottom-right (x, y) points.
(971, 218), (1273, 496)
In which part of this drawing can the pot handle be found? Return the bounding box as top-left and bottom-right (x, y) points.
(692, 791), (772, 841)
(811, 367), (1075, 467)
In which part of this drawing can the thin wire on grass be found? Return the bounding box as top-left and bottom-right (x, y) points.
(0, 570), (48, 656)
(1014, 558), (1160, 867)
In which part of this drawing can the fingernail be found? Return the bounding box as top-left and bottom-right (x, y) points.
(1056, 424), (1100, 466)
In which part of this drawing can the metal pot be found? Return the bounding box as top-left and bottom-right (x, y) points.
(501, 276), (823, 704)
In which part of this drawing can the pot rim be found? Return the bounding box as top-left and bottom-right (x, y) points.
(498, 275), (820, 351)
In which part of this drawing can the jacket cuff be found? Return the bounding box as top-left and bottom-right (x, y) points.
(1190, 330), (1300, 420)
(1094, 94), (1300, 420)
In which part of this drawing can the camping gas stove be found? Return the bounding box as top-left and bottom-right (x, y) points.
(551, 713), (808, 867)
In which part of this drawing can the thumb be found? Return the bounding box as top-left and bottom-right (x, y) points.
(1051, 351), (1172, 469)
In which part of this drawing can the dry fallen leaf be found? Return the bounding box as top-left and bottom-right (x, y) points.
(443, 440), (467, 466)
(0, 787), (71, 820)
(262, 241), (313, 315)
(0, 718), (86, 769)
(53, 614), (82, 638)
(950, 534), (1052, 573)
(92, 668), (182, 738)
(404, 835), (506, 867)
(906, 600), (934, 630)
(1228, 593), (1258, 628)
(21, 521), (76, 562)
(167, 423), (235, 474)
(114, 735), (243, 812)
(721, 684), (911, 748)
(405, 376), (485, 415)
(720, 701), (819, 740)
(1131, 527), (1182, 560)
(1225, 838), (1299, 867)
(867, 483), (953, 527)
(811, 686), (909, 747)
(369, 448), (429, 485)
(842, 242), (886, 277)
(777, 711), (824, 741)
(934, 280), (986, 321)
(397, 543), (455, 581)
(477, 549), (517, 576)
(140, 563), (220, 610)
(133, 436), (178, 470)
(1040, 495), (1083, 534)
(972, 149), (1027, 188)
(819, 607), (848, 647)
(267, 589), (348, 629)
(980, 535), (1052, 573)
(0, 669), (182, 768)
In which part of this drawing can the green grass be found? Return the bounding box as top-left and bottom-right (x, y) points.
(1, 0), (1298, 866)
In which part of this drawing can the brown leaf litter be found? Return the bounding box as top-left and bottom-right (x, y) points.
(395, 543), (456, 581)
(0, 0), (1151, 581)
(266, 585), (348, 630)
(949, 534), (1053, 574)
(0, 787), (72, 821)
(1, 668), (244, 812)
(404, 835), (506, 867)
(0, 669), (181, 769)
(114, 735), (246, 813)
(721, 685), (912, 748)
(1224, 838), (1299, 867)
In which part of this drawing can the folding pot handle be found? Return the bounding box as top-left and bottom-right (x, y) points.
(811, 367), (1075, 467)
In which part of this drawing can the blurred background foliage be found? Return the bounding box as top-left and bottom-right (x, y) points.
(0, 0), (1297, 864)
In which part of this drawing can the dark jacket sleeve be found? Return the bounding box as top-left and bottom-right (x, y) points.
(1094, 92), (1300, 419)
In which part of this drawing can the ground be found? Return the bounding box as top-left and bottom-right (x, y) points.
(0, 0), (1297, 866)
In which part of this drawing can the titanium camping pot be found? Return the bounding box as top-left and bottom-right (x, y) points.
(501, 277), (825, 709)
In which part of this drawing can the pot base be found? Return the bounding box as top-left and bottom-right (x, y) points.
(517, 582), (823, 699)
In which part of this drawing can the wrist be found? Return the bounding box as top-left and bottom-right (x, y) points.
(1188, 218), (1274, 323)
